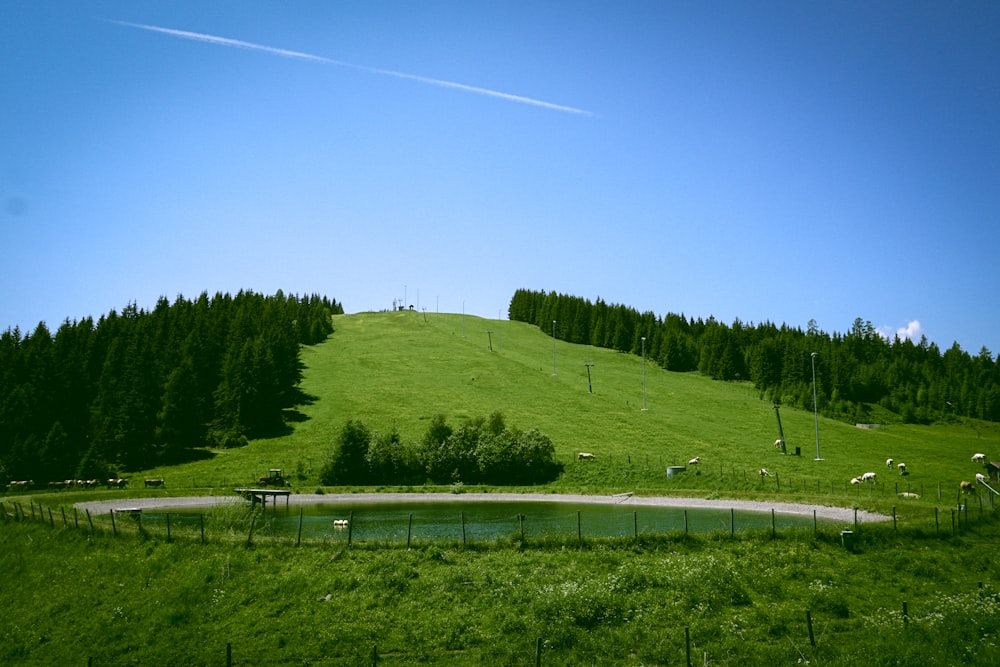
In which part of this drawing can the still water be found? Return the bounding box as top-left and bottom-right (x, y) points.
(160, 499), (831, 543)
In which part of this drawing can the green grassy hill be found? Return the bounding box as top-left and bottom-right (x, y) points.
(6, 310), (1000, 666)
(140, 310), (1000, 509)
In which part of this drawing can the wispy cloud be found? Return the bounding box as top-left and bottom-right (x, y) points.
(110, 20), (596, 117)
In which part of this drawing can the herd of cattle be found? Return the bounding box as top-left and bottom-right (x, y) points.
(5, 478), (165, 492)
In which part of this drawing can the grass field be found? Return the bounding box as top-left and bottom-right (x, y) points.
(4, 310), (1000, 665)
(128, 310), (1000, 513)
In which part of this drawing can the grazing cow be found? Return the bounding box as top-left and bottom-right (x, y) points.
(107, 478), (129, 489)
(886, 458), (893, 469)
(850, 477), (861, 485)
(577, 453), (596, 461)
(860, 472), (877, 483)
(144, 478), (165, 488)
(898, 492), (920, 499)
(333, 519), (349, 528)
(6, 480), (32, 491)
(972, 453), (986, 464)
(774, 438), (784, 450)
(759, 468), (771, 478)
(688, 456), (701, 465)
(960, 480), (976, 494)
(976, 473), (986, 483)
(897, 462), (907, 475)
(48, 480), (71, 490)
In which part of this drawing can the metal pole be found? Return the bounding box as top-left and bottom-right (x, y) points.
(641, 336), (647, 410)
(811, 352), (822, 460)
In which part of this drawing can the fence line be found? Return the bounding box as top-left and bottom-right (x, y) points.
(3, 496), (996, 550)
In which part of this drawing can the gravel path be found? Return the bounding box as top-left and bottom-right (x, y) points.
(75, 492), (889, 523)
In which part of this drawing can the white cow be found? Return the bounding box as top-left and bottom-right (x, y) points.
(774, 438), (785, 450)
(972, 453), (987, 464)
(759, 468), (772, 478)
(577, 452), (596, 461)
(976, 473), (986, 483)
(860, 472), (877, 483)
(850, 477), (861, 485)
(886, 458), (893, 469)
(688, 456), (701, 466)
(897, 462), (907, 475)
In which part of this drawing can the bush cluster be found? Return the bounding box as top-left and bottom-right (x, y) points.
(320, 412), (563, 486)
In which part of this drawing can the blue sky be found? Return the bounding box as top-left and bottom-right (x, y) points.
(3, 1), (998, 355)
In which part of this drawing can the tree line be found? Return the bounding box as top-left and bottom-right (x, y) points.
(0, 291), (340, 482)
(320, 412), (563, 487)
(508, 289), (1000, 424)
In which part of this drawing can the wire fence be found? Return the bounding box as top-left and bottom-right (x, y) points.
(2, 489), (996, 550)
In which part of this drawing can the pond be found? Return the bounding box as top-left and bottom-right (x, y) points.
(153, 497), (837, 544)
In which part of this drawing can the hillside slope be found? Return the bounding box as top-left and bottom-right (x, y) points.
(141, 310), (1000, 502)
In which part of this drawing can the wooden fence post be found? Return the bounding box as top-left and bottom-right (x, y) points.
(200, 513), (206, 544)
(110, 510), (117, 536)
(685, 626), (692, 667)
(166, 513), (171, 542)
(347, 510), (354, 547)
(226, 641), (232, 667)
(535, 637), (542, 667)
(577, 510), (582, 544)
(246, 510), (256, 548)
(296, 508), (303, 547)
(407, 513), (413, 549)
(806, 610), (815, 647)
(461, 511), (466, 546)
(86, 509), (94, 533)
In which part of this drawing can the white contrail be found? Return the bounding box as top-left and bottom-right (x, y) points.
(110, 20), (595, 117)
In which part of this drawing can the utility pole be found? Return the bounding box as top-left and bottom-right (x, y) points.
(584, 362), (595, 393)
(772, 402), (787, 454)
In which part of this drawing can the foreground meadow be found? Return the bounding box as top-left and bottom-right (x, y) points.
(3, 512), (1000, 666)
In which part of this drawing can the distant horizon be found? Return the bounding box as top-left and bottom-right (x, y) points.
(7, 287), (990, 356)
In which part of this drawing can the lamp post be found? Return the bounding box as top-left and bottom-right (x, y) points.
(641, 336), (647, 411)
(551, 320), (557, 375)
(811, 352), (822, 460)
